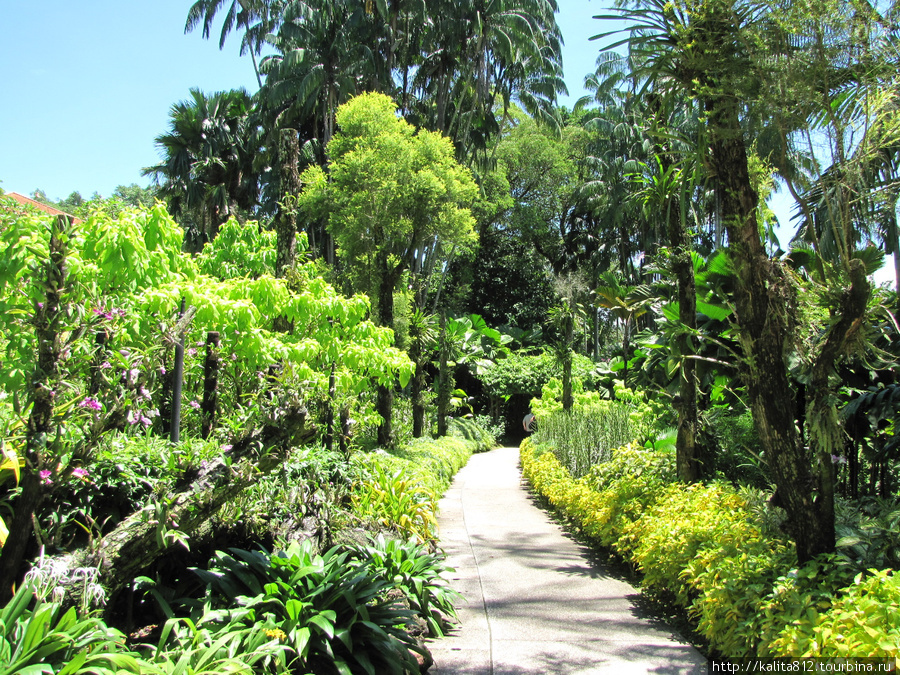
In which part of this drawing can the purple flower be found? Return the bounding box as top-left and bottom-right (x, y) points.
(159, 366), (167, 375)
(230, 353), (237, 361)
(40, 470), (52, 485)
(79, 397), (102, 411)
(100, 361), (112, 370)
(187, 348), (197, 357)
(140, 415), (152, 427)
(221, 444), (233, 452)
(71, 467), (89, 479)
(189, 400), (200, 409)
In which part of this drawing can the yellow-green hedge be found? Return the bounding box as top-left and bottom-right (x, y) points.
(520, 439), (899, 660)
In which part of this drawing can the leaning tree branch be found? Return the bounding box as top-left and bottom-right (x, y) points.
(52, 404), (317, 615)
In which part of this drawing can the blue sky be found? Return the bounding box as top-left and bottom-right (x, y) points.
(0, 1), (612, 202)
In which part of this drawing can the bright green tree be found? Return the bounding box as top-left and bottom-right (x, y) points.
(299, 92), (478, 445)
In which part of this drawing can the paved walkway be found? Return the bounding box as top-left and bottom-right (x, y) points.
(427, 447), (708, 675)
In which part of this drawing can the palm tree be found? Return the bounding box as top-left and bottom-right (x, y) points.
(185, 0), (286, 87)
(409, 0), (566, 166)
(258, 0), (370, 148)
(255, 0), (373, 264)
(143, 88), (261, 249)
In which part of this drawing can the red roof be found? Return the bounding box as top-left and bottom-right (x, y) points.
(1, 192), (84, 224)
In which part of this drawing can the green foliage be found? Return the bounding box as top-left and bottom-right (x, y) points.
(142, 615), (286, 674)
(448, 417), (497, 451)
(835, 496), (900, 571)
(352, 462), (439, 545)
(522, 436), (900, 658)
(479, 351), (596, 401)
(0, 584), (144, 674)
(383, 435), (477, 497)
(771, 568), (900, 658)
(626, 483), (797, 655)
(445, 314), (513, 376)
(193, 540), (421, 675)
(523, 432), (900, 657)
(706, 407), (769, 488)
(462, 231), (558, 330)
(142, 87), (261, 249)
(754, 554), (858, 657)
(216, 444), (365, 544)
(351, 432), (478, 544)
(195, 217), (278, 280)
(0, 203), (413, 481)
(351, 536), (460, 638)
(298, 92), (478, 322)
(581, 443), (676, 554)
(532, 403), (642, 478)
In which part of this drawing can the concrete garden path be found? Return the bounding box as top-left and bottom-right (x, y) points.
(427, 446), (708, 675)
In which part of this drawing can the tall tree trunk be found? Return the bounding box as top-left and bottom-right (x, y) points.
(275, 129), (300, 277)
(887, 204), (900, 309)
(805, 258), (870, 556)
(376, 254), (396, 447)
(707, 95), (833, 563)
(410, 324), (427, 438)
(668, 206), (702, 481)
(325, 364), (336, 451)
(436, 312), (452, 437)
(201, 331), (221, 440)
(562, 313), (574, 411)
(0, 216), (69, 604)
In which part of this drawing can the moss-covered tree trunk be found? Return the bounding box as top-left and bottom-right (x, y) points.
(275, 129), (300, 278)
(0, 216), (69, 604)
(56, 405), (316, 616)
(375, 253), (399, 447)
(706, 94), (833, 563)
(667, 209), (702, 482)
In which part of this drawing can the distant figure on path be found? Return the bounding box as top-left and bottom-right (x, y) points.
(523, 412), (535, 433)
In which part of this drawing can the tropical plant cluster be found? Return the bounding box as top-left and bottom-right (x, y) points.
(1, 535), (460, 674)
(521, 437), (900, 658)
(0, 194), (499, 672)
(5, 0), (900, 666)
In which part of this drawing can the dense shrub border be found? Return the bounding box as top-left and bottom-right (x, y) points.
(1, 435), (483, 673)
(520, 439), (900, 659)
(380, 427), (490, 497)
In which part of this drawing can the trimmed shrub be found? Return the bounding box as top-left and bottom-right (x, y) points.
(520, 424), (900, 660)
(382, 435), (475, 496)
(770, 567), (900, 658)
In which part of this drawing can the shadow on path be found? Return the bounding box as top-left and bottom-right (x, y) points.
(427, 447), (708, 675)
